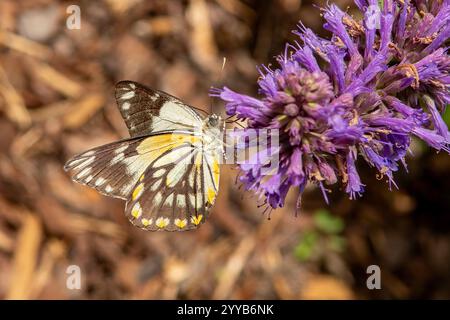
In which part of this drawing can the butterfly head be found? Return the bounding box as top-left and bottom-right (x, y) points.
(205, 114), (222, 129)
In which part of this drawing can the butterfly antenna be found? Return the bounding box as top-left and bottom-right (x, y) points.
(209, 57), (227, 114)
(225, 115), (246, 129)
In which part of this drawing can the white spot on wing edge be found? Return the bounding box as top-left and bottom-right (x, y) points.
(95, 177), (106, 186)
(115, 145), (128, 154)
(76, 167), (91, 179)
(122, 102), (131, 110)
(155, 217), (170, 228)
(120, 91), (135, 100)
(67, 158), (85, 167)
(74, 156), (95, 170)
(141, 217), (152, 227)
(82, 150), (95, 157)
(131, 202), (142, 219)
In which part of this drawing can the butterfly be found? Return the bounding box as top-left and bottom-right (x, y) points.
(64, 81), (224, 231)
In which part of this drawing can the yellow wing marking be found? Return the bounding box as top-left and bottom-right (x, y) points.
(131, 202), (142, 219)
(174, 218), (187, 229)
(137, 133), (200, 160)
(207, 188), (216, 204)
(212, 158), (220, 187)
(156, 217), (170, 228)
(132, 183), (144, 200)
(141, 218), (152, 227)
(191, 214), (203, 226)
(194, 152), (202, 170)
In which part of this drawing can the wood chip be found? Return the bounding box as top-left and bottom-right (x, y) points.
(28, 60), (84, 98)
(0, 228), (14, 253)
(212, 236), (256, 299)
(0, 29), (52, 60)
(187, 0), (219, 72)
(0, 64), (31, 128)
(29, 239), (66, 298)
(62, 93), (105, 129)
(6, 213), (42, 299)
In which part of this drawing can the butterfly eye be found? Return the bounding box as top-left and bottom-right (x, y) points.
(208, 116), (218, 127)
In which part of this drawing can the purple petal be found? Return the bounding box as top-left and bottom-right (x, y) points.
(345, 149), (365, 199)
(422, 95), (450, 141)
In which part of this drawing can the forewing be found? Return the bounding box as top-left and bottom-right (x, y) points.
(125, 138), (221, 231)
(115, 81), (205, 137)
(64, 131), (199, 200)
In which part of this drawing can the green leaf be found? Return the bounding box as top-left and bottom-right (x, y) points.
(294, 231), (318, 261)
(313, 209), (344, 234)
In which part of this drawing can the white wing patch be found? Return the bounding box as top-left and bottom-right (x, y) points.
(151, 101), (203, 132)
(120, 91), (135, 100)
(166, 152), (194, 187)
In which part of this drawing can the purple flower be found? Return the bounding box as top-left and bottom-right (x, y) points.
(214, 0), (450, 210)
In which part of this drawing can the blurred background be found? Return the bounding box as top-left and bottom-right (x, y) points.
(0, 0), (449, 299)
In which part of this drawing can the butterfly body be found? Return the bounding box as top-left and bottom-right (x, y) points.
(64, 81), (223, 231)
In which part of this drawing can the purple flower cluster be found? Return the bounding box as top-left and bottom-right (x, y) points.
(215, 0), (450, 209)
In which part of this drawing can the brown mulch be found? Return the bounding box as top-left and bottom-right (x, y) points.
(0, 0), (448, 299)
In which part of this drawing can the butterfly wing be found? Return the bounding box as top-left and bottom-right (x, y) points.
(65, 80), (208, 200)
(64, 137), (146, 199)
(125, 133), (221, 231)
(66, 81), (221, 231)
(64, 130), (197, 199)
(115, 81), (206, 137)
